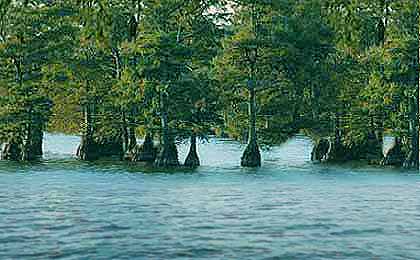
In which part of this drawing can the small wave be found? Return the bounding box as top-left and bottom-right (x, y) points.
(330, 228), (384, 236)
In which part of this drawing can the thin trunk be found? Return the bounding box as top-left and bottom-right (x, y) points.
(161, 91), (169, 148)
(77, 81), (95, 161)
(248, 87), (257, 146)
(241, 3), (261, 167)
(21, 119), (31, 161)
(127, 108), (137, 151)
(405, 96), (419, 168)
(311, 84), (320, 121)
(121, 111), (129, 153)
(113, 48), (121, 79)
(127, 124), (137, 151)
(114, 48), (128, 155)
(85, 81), (93, 140)
(334, 112), (340, 144)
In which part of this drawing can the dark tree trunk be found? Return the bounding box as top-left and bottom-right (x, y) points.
(184, 133), (200, 167)
(311, 138), (331, 162)
(132, 132), (157, 163)
(1, 141), (22, 161)
(155, 136), (179, 167)
(155, 91), (179, 167)
(381, 137), (405, 166)
(21, 120), (43, 161)
(77, 135), (96, 161)
(241, 87), (261, 167)
(363, 116), (383, 164)
(31, 124), (43, 157)
(127, 110), (137, 152)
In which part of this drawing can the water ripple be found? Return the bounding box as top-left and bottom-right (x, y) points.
(0, 135), (420, 259)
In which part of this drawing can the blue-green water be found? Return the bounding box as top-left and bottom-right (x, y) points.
(1, 134), (420, 259)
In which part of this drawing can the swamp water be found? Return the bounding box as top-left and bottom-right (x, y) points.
(0, 134), (419, 259)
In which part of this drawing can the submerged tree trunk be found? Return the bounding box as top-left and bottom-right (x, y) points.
(241, 87), (261, 167)
(381, 137), (405, 166)
(31, 123), (43, 158)
(132, 132), (157, 163)
(311, 138), (330, 162)
(122, 122), (137, 161)
(364, 115), (384, 164)
(184, 133), (200, 167)
(1, 140), (22, 161)
(155, 91), (179, 167)
(2, 117), (43, 161)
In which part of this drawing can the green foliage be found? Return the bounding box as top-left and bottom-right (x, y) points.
(0, 0), (417, 166)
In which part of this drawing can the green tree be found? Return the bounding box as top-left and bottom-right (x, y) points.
(0, 0), (74, 160)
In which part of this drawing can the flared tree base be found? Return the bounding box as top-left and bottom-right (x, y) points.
(381, 139), (405, 167)
(76, 138), (97, 161)
(311, 138), (331, 162)
(131, 135), (157, 163)
(76, 136), (123, 161)
(241, 142), (261, 167)
(1, 142), (22, 161)
(403, 152), (419, 169)
(155, 142), (179, 167)
(311, 135), (383, 164)
(184, 149), (200, 167)
(1, 138), (42, 162)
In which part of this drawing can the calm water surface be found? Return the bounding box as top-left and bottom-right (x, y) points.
(0, 134), (419, 259)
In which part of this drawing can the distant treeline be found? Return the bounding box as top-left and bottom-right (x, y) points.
(0, 0), (418, 168)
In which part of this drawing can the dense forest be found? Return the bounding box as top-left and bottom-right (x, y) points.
(0, 0), (418, 169)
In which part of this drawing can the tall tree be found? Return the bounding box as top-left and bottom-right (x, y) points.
(0, 0), (74, 160)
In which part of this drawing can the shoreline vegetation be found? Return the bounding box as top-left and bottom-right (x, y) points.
(0, 133), (415, 171)
(0, 1), (418, 170)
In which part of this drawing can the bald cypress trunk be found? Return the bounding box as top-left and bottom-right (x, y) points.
(184, 133), (200, 167)
(132, 132), (157, 162)
(1, 140), (22, 161)
(31, 123), (43, 158)
(241, 4), (261, 168)
(241, 86), (261, 167)
(155, 91), (179, 167)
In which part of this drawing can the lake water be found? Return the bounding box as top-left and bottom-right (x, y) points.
(1, 134), (420, 259)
